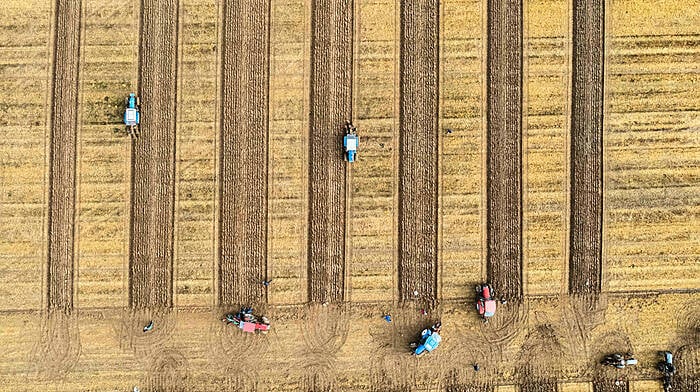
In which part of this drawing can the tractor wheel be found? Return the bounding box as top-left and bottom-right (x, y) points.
(136, 96), (141, 107)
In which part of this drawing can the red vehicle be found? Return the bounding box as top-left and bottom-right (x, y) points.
(223, 308), (271, 334)
(476, 284), (496, 320)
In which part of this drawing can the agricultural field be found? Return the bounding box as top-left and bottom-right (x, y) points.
(0, 0), (698, 390)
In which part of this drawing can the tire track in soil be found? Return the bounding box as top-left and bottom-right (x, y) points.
(31, 312), (81, 379)
(590, 330), (632, 387)
(560, 294), (607, 365)
(442, 369), (492, 392)
(218, 0), (270, 307)
(486, 0), (524, 300)
(146, 348), (189, 392)
(478, 300), (528, 347)
(301, 304), (351, 391)
(47, 0), (82, 313)
(307, 0), (353, 304)
(209, 310), (272, 385)
(113, 309), (177, 357)
(569, 0), (604, 294)
(397, 0), (439, 304)
(517, 324), (567, 386)
(129, 0), (179, 309)
(367, 309), (417, 392)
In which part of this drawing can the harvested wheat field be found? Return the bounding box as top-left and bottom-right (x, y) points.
(0, 0), (698, 390)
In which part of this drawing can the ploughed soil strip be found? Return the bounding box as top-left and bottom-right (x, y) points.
(593, 380), (629, 392)
(218, 1), (270, 307)
(569, 0), (604, 294)
(486, 0), (523, 299)
(129, 0), (179, 309)
(397, 0), (439, 303)
(47, 0), (82, 312)
(307, 0), (353, 303)
(520, 380), (558, 392)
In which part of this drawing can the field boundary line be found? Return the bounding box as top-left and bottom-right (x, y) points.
(601, 0), (612, 294)
(2, 288), (699, 314)
(121, 0), (139, 310)
(211, 0), (222, 308)
(479, 0), (488, 283)
(265, 0), (272, 305)
(437, 0), (445, 303)
(521, 0), (529, 297)
(73, 0), (87, 309)
(41, 0), (58, 312)
(392, 0), (400, 307)
(300, 0), (310, 304)
(173, 0), (185, 308)
(344, 0), (359, 304)
(563, 0), (574, 296)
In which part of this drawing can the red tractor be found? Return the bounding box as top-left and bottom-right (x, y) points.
(476, 284), (496, 321)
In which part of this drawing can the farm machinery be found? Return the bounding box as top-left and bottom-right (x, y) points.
(123, 93), (140, 138)
(657, 351), (675, 391)
(343, 121), (358, 162)
(600, 352), (638, 369)
(410, 322), (442, 356)
(476, 283), (496, 321)
(223, 307), (270, 334)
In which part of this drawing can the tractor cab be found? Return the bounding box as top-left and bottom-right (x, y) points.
(476, 284), (496, 319)
(412, 322), (442, 356)
(124, 93), (140, 137)
(343, 121), (358, 162)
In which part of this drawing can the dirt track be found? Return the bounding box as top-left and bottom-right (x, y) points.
(486, 0), (523, 299)
(307, 0), (353, 304)
(397, 0), (439, 303)
(218, 1), (270, 307)
(129, 0), (179, 309)
(569, 0), (604, 294)
(47, 0), (82, 312)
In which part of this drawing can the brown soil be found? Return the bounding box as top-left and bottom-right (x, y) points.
(398, 0), (439, 304)
(147, 348), (189, 392)
(113, 308), (178, 357)
(307, 0), (353, 304)
(46, 0), (82, 312)
(218, 1), (270, 307)
(520, 379), (558, 392)
(518, 324), (567, 376)
(486, 0), (523, 299)
(129, 0), (179, 309)
(443, 369), (492, 392)
(569, 0), (604, 294)
(592, 379), (629, 392)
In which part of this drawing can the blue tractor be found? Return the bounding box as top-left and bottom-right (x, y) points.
(410, 322), (442, 356)
(343, 121), (358, 162)
(124, 93), (140, 138)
